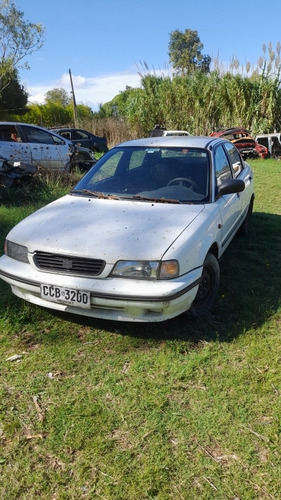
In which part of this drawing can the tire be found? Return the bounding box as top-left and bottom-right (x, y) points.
(239, 197), (254, 237)
(189, 253), (220, 318)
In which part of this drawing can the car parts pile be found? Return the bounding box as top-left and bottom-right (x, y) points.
(0, 156), (37, 188)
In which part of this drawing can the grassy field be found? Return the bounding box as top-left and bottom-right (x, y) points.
(0, 160), (280, 499)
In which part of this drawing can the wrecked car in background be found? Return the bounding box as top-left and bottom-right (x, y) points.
(210, 127), (268, 159)
(150, 125), (190, 137)
(0, 156), (37, 188)
(0, 122), (96, 173)
(51, 127), (108, 153)
(255, 133), (281, 158)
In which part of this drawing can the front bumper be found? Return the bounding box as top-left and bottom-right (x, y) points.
(0, 255), (202, 322)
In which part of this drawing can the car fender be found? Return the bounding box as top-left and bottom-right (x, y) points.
(162, 204), (222, 275)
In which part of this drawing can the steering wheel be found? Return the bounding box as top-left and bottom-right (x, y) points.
(167, 177), (199, 190)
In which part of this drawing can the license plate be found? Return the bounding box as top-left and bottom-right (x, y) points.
(40, 284), (91, 308)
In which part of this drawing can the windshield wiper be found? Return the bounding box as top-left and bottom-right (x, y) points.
(132, 194), (181, 204)
(71, 190), (190, 204)
(71, 189), (120, 200)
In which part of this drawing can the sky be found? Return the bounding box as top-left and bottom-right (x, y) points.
(14, 0), (281, 111)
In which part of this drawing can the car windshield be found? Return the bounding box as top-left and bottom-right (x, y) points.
(71, 146), (210, 203)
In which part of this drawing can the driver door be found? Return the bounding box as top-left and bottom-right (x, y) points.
(21, 125), (71, 171)
(214, 144), (242, 250)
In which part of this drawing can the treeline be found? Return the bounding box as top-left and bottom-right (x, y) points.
(5, 47), (281, 148)
(97, 52), (281, 139)
(20, 103), (94, 128)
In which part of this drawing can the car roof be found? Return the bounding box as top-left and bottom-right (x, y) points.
(116, 135), (227, 149)
(0, 121), (27, 126)
(0, 121), (50, 129)
(163, 130), (189, 134)
(0, 122), (67, 134)
(52, 128), (87, 132)
(0, 122), (73, 144)
(211, 127), (251, 136)
(256, 133), (281, 138)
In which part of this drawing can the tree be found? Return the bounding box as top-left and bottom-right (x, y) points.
(0, 0), (45, 94)
(0, 67), (28, 117)
(44, 88), (72, 107)
(168, 29), (211, 76)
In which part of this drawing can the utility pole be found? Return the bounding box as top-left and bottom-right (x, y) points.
(69, 68), (78, 127)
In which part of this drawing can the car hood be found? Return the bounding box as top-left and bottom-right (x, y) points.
(8, 195), (205, 261)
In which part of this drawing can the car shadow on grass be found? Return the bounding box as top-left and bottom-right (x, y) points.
(43, 211), (281, 344)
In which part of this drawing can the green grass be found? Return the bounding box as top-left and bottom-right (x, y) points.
(0, 159), (280, 499)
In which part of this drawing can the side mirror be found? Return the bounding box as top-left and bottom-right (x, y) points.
(217, 178), (245, 197)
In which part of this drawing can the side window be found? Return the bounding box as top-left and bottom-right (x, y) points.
(23, 126), (56, 144)
(214, 145), (232, 185)
(73, 130), (88, 140)
(51, 133), (65, 145)
(0, 126), (20, 142)
(224, 142), (243, 177)
(60, 131), (71, 140)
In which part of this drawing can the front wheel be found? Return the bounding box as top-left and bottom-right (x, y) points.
(189, 253), (220, 318)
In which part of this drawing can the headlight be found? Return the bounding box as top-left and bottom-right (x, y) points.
(111, 260), (179, 280)
(5, 240), (29, 263)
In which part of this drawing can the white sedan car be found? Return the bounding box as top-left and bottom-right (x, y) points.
(0, 136), (254, 322)
(0, 122), (95, 171)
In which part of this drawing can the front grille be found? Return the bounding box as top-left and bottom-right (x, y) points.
(34, 251), (105, 276)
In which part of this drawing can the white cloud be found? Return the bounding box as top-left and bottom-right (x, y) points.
(25, 69), (144, 110)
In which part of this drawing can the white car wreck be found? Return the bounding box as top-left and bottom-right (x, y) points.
(0, 122), (96, 172)
(0, 136), (254, 322)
